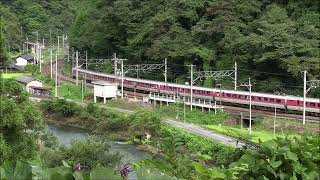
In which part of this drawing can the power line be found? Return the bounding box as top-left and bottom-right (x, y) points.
(240, 68), (298, 77)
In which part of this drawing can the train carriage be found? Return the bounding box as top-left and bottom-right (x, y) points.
(73, 68), (320, 115)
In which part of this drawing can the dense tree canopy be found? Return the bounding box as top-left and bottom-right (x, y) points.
(0, 0), (74, 50)
(0, 77), (44, 164)
(68, 0), (319, 96)
(0, 16), (9, 67)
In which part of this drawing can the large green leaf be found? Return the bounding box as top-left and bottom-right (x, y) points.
(0, 167), (7, 179)
(135, 168), (177, 180)
(73, 171), (84, 180)
(62, 161), (71, 168)
(48, 167), (73, 180)
(13, 161), (32, 180)
(207, 168), (226, 179)
(270, 161), (282, 168)
(285, 152), (298, 161)
(90, 167), (121, 180)
(31, 165), (49, 180)
(193, 162), (206, 174)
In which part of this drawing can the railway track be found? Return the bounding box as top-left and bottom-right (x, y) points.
(42, 61), (319, 122)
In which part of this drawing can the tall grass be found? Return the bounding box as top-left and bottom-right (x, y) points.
(156, 104), (226, 125)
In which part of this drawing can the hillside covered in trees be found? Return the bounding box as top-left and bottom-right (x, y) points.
(0, 0), (319, 96)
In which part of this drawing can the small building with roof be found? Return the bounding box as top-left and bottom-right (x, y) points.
(92, 80), (118, 104)
(14, 54), (34, 70)
(15, 76), (49, 96)
(20, 54), (34, 62)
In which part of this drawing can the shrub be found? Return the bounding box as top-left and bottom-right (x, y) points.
(40, 128), (59, 149)
(55, 99), (81, 117)
(95, 115), (129, 133)
(24, 64), (39, 76)
(0, 135), (11, 164)
(42, 136), (121, 171)
(0, 160), (122, 180)
(229, 134), (320, 179)
(157, 105), (226, 125)
(86, 103), (98, 114)
(129, 110), (161, 137)
(160, 126), (243, 167)
(40, 99), (56, 113)
(40, 98), (82, 117)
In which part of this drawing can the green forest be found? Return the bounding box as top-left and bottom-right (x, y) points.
(0, 0), (319, 96)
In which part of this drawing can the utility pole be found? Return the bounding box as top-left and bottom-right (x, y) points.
(39, 44), (42, 73)
(274, 104), (277, 134)
(26, 36), (29, 53)
(234, 62), (237, 90)
(303, 71), (307, 125)
(164, 58), (167, 82)
(184, 83), (188, 122)
(240, 112), (243, 129)
(67, 47), (70, 62)
(176, 90), (179, 120)
(121, 59), (124, 99)
(112, 53), (126, 99)
(240, 78), (252, 135)
(114, 53), (117, 76)
(186, 64), (196, 110)
(35, 43), (39, 66)
(76, 51), (79, 86)
(34, 44), (37, 64)
(55, 52), (58, 97)
(217, 84), (222, 109)
(62, 34), (65, 48)
(50, 49), (53, 79)
(85, 51), (88, 70)
(85, 51), (88, 90)
(57, 36), (60, 55)
(113, 53), (118, 94)
(248, 78), (252, 135)
(20, 26), (23, 53)
(81, 79), (84, 102)
(183, 95), (186, 122)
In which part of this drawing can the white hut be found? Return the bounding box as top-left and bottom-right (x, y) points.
(92, 81), (118, 104)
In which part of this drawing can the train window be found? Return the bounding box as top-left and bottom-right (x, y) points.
(232, 94), (236, 98)
(270, 98), (274, 102)
(245, 96), (248, 99)
(318, 103), (320, 107)
(227, 94), (231, 97)
(264, 98), (268, 101)
(258, 97), (262, 101)
(276, 99), (281, 103)
(238, 95), (243, 99)
(310, 103), (315, 107)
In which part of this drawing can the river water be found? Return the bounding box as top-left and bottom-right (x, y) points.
(48, 124), (151, 179)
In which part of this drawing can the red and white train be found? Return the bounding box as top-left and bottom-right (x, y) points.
(73, 68), (320, 115)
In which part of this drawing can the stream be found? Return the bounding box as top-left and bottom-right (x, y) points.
(48, 124), (152, 179)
